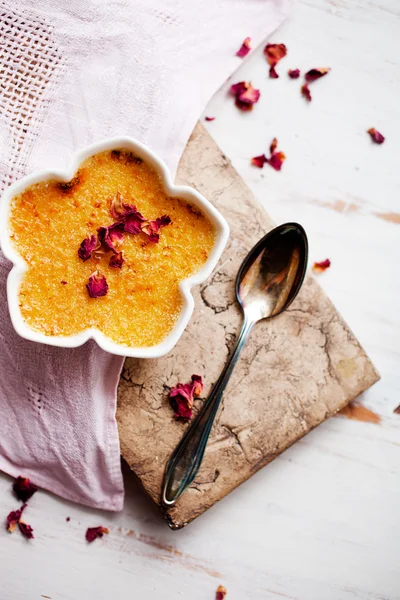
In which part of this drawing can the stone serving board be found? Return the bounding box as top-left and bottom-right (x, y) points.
(116, 122), (380, 530)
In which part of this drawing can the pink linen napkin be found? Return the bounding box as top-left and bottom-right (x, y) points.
(0, 0), (292, 510)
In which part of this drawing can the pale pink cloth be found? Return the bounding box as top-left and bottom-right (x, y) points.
(0, 0), (291, 510)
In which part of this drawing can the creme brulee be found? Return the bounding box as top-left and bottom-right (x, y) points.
(9, 149), (215, 347)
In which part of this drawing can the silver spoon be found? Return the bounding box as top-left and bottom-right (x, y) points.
(162, 222), (308, 507)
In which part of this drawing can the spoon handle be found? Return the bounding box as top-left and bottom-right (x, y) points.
(162, 317), (254, 506)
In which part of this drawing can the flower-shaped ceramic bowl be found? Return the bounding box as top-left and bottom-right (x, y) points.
(0, 137), (230, 358)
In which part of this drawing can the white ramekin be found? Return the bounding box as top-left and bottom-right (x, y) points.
(0, 137), (230, 358)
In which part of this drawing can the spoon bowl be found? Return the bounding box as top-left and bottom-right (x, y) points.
(162, 223), (308, 507)
(237, 223), (308, 321)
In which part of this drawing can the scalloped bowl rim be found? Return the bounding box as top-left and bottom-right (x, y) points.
(0, 136), (230, 358)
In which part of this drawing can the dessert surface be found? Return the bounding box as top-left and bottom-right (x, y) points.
(10, 149), (215, 347)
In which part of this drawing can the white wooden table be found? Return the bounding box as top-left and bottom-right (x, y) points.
(1, 1), (399, 598)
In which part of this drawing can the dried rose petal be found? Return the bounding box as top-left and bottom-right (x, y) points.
(169, 374), (204, 421)
(288, 68), (300, 79)
(117, 207), (145, 234)
(141, 215), (171, 243)
(205, 116), (215, 122)
(86, 526), (109, 543)
(6, 512), (19, 532)
(270, 138), (278, 154)
(66, 517), (71, 522)
(19, 521), (34, 539)
(264, 43), (287, 78)
(301, 83), (312, 102)
(109, 191), (137, 220)
(302, 68), (330, 101)
(170, 383), (194, 420)
(394, 405), (400, 415)
(269, 66), (279, 79)
(13, 476), (38, 502)
(230, 81), (260, 111)
(305, 67), (330, 82)
(252, 139), (285, 171)
(110, 191), (125, 218)
(109, 190), (148, 237)
(367, 128), (385, 144)
(78, 234), (98, 262)
(237, 85), (260, 107)
(6, 504), (26, 533)
(230, 81), (247, 96)
(301, 68), (330, 102)
(251, 154), (268, 168)
(109, 252), (125, 269)
(264, 43), (287, 66)
(216, 585), (227, 600)
(61, 280), (68, 285)
(97, 223), (124, 253)
(191, 375), (203, 397)
(313, 259), (331, 273)
(123, 213), (146, 234)
(236, 37), (251, 58)
(110, 192), (146, 234)
(267, 151), (286, 171)
(86, 271), (108, 298)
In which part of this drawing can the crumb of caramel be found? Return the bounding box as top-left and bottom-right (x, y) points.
(57, 173), (81, 192)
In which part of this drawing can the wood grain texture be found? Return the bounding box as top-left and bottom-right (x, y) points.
(117, 123), (380, 529)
